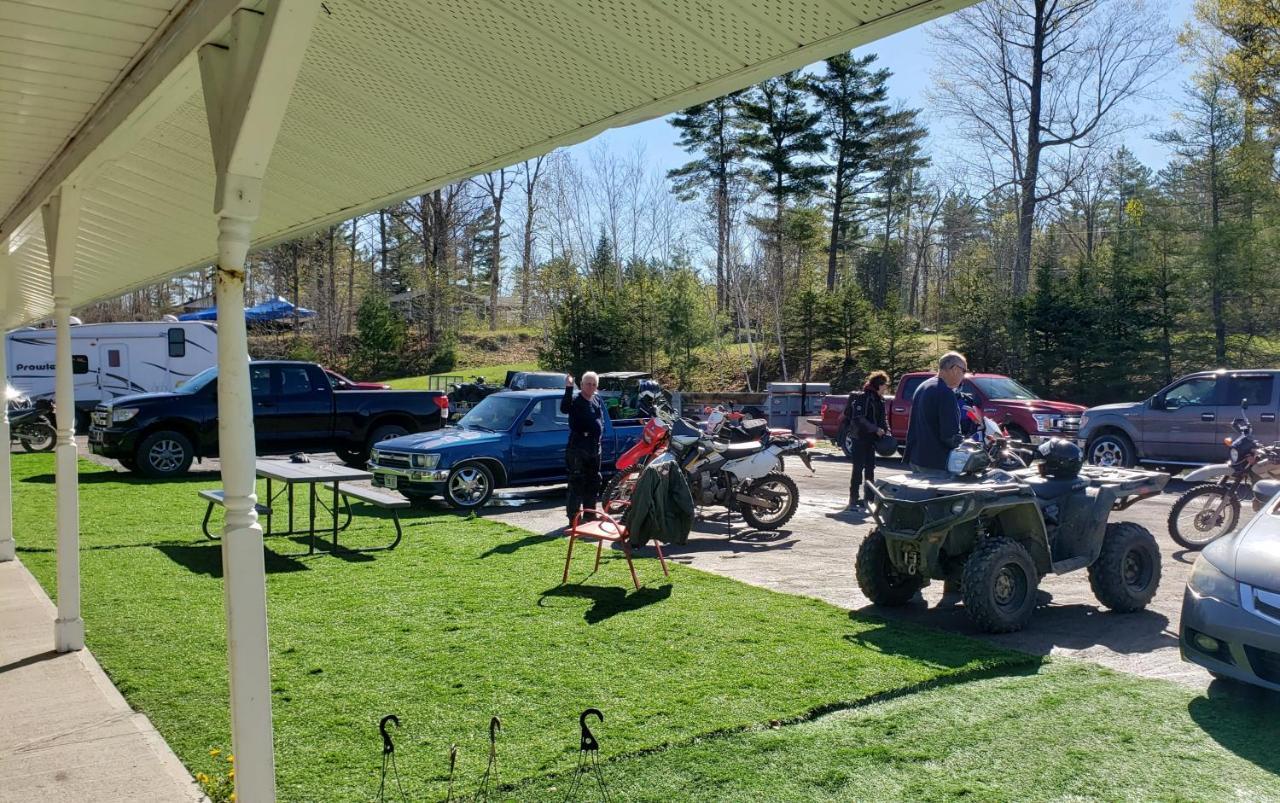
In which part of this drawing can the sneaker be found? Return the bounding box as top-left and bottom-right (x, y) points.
(845, 499), (863, 511)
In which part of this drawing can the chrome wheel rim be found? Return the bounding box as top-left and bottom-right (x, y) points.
(449, 467), (488, 505)
(148, 439), (185, 472)
(1091, 441), (1124, 466)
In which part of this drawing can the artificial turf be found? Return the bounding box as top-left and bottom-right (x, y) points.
(12, 454), (1022, 801)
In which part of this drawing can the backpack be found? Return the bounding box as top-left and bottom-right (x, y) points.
(844, 391), (876, 437)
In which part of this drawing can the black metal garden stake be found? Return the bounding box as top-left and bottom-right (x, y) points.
(561, 708), (610, 802)
(377, 714), (408, 803)
(474, 716), (502, 800)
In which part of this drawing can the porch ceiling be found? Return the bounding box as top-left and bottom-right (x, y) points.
(1, 0), (971, 326)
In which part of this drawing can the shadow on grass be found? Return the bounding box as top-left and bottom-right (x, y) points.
(539, 582), (673, 624)
(1188, 679), (1280, 775)
(843, 617), (1038, 670)
(17, 539), (194, 554)
(155, 543), (310, 577)
(478, 530), (561, 559)
(21, 472), (213, 486)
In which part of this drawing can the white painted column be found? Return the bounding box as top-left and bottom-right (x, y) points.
(0, 310), (13, 563)
(43, 188), (84, 652)
(199, 3), (318, 800)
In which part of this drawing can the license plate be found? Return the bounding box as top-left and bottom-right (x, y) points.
(382, 474), (398, 489)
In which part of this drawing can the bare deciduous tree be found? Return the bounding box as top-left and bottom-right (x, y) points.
(930, 0), (1174, 295)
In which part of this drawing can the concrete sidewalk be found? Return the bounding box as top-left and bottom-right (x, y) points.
(0, 559), (203, 803)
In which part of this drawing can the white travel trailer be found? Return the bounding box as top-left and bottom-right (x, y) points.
(5, 321), (218, 425)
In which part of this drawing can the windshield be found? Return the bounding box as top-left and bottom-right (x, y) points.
(177, 366), (218, 394)
(521, 373), (566, 389)
(971, 376), (1040, 401)
(458, 395), (529, 431)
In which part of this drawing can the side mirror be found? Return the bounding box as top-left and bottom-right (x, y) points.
(1150, 395), (1165, 411)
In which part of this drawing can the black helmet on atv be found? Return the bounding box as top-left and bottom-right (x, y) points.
(1037, 438), (1083, 479)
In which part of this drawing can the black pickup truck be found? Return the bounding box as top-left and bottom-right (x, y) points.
(88, 361), (447, 477)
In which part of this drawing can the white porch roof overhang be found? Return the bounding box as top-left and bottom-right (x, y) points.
(2, 0), (972, 326)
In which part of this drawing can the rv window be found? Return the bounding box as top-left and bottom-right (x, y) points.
(168, 328), (186, 358)
(107, 349), (121, 368)
(72, 355), (88, 374)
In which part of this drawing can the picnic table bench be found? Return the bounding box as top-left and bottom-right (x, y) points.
(199, 459), (409, 554)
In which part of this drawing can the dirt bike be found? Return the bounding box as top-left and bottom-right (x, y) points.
(603, 408), (814, 531)
(1167, 399), (1280, 550)
(6, 388), (56, 452)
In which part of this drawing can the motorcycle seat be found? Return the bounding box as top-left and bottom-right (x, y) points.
(713, 440), (766, 457)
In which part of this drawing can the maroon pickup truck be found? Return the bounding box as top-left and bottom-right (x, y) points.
(814, 372), (1085, 458)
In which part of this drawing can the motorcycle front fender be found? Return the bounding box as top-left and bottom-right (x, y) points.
(1183, 463), (1231, 483)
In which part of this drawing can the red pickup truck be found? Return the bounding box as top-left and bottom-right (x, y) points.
(814, 372), (1085, 457)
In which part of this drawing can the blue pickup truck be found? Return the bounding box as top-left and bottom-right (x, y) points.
(367, 390), (645, 508)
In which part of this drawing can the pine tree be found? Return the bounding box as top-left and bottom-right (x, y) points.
(809, 52), (890, 290)
(668, 93), (747, 311)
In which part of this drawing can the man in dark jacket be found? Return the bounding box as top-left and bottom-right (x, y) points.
(845, 370), (889, 510)
(903, 351), (966, 475)
(562, 372), (604, 524)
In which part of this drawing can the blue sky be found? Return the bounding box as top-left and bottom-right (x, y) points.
(588, 0), (1198, 178)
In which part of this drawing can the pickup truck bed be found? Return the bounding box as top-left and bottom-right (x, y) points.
(89, 361), (445, 477)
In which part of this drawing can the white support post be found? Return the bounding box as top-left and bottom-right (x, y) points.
(43, 186), (84, 652)
(0, 285), (13, 562)
(199, 3), (318, 801)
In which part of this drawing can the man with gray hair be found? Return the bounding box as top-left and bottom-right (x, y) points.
(902, 351), (967, 475)
(561, 371), (604, 524)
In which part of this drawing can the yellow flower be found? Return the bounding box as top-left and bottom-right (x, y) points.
(227, 754), (235, 764)
(228, 769), (235, 780)
(195, 772), (209, 784)
(209, 748), (221, 758)
(229, 794), (237, 803)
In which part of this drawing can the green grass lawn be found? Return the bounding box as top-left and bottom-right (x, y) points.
(12, 455), (1279, 801)
(12, 454), (1021, 801)
(386, 361), (539, 390)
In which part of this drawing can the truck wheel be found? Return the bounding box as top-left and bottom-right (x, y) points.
(136, 430), (194, 478)
(839, 425), (856, 459)
(962, 537), (1038, 633)
(1089, 522), (1161, 612)
(1087, 433), (1135, 468)
(855, 529), (925, 606)
(445, 462), (494, 509)
(1167, 485), (1240, 550)
(740, 472), (799, 530)
(336, 448), (366, 468)
(368, 424), (408, 449)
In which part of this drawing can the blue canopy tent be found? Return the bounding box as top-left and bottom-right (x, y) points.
(179, 295), (316, 324)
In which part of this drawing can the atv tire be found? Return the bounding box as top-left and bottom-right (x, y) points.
(962, 536), (1039, 633)
(855, 529), (925, 606)
(1089, 521), (1161, 612)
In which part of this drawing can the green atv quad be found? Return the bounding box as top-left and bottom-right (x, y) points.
(856, 460), (1168, 633)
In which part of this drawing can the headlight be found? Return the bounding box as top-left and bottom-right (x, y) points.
(411, 453), (440, 469)
(1079, 414), (1090, 430)
(1032, 414), (1060, 433)
(370, 449), (382, 462)
(1188, 556), (1239, 605)
(111, 407), (139, 423)
(1230, 448), (1239, 464)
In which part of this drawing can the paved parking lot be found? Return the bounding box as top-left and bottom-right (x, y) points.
(71, 439), (1220, 689)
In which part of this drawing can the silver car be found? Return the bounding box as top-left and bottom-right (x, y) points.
(1181, 482), (1280, 691)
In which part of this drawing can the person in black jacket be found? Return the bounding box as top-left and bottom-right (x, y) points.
(561, 371), (604, 524)
(846, 371), (889, 510)
(903, 351), (966, 476)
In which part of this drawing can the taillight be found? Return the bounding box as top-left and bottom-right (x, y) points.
(433, 396), (450, 412)
(820, 402), (827, 416)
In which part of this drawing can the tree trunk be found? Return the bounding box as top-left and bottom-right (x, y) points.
(490, 191), (502, 330)
(1013, 0), (1048, 297)
(827, 159), (845, 291)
